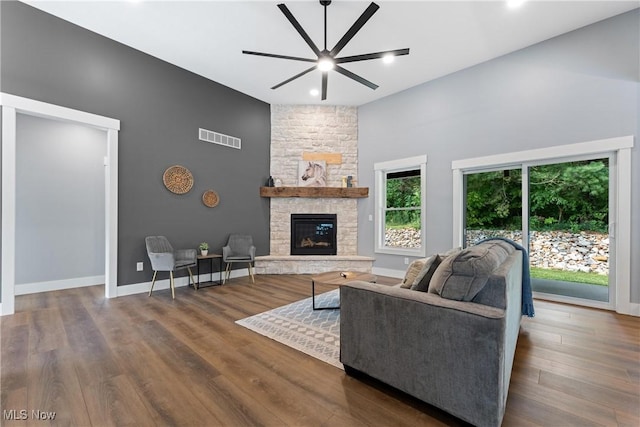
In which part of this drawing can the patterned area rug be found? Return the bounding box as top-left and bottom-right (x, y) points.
(235, 289), (342, 369)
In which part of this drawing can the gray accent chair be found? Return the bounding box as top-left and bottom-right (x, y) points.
(222, 234), (256, 284)
(145, 236), (197, 299)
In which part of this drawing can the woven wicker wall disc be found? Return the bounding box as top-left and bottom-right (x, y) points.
(202, 190), (220, 208)
(163, 165), (194, 194)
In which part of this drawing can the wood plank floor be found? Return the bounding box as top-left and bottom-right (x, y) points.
(1, 274), (638, 426)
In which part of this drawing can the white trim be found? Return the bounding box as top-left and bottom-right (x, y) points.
(0, 93), (120, 130)
(374, 155), (428, 257)
(105, 129), (119, 299)
(15, 276), (106, 296)
(374, 154), (428, 171)
(1, 106), (17, 315)
(614, 147), (634, 315)
(1, 93), (120, 315)
(116, 276), (193, 297)
(452, 168), (464, 248)
(116, 269), (250, 297)
(451, 136), (633, 170)
(451, 135), (636, 316)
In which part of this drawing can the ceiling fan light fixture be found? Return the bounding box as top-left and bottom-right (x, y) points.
(317, 57), (335, 71)
(382, 54), (395, 64)
(310, 88), (320, 97)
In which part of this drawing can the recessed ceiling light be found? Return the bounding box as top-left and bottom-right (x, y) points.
(382, 54), (395, 64)
(310, 89), (320, 97)
(506, 0), (527, 9)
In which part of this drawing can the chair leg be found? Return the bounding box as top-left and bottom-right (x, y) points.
(187, 267), (197, 290)
(248, 262), (255, 283)
(169, 271), (176, 299)
(224, 263), (231, 284)
(149, 271), (158, 296)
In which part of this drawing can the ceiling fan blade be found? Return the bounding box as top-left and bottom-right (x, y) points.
(329, 2), (380, 57)
(277, 3), (321, 56)
(336, 48), (410, 64)
(271, 66), (317, 90)
(242, 50), (316, 63)
(321, 72), (328, 101)
(334, 65), (378, 90)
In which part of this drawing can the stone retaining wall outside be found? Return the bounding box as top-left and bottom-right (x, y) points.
(386, 229), (609, 275)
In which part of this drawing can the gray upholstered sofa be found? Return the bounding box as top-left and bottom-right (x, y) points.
(340, 240), (524, 427)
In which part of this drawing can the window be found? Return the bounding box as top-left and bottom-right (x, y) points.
(374, 155), (427, 256)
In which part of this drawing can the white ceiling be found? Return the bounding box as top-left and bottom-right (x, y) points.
(23, 0), (639, 106)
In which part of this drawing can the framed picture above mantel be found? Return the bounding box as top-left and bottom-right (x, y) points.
(259, 187), (368, 198)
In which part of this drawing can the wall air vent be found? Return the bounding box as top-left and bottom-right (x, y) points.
(199, 128), (241, 150)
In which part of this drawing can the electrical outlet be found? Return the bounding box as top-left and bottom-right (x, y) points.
(368, 214), (373, 221)
(136, 262), (143, 271)
(404, 257), (409, 265)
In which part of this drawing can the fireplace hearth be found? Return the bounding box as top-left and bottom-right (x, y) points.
(291, 214), (337, 256)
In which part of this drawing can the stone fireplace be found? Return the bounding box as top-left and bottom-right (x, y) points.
(254, 105), (374, 274)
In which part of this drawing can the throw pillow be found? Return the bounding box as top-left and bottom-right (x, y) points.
(428, 242), (511, 301)
(400, 258), (427, 288)
(410, 254), (442, 292)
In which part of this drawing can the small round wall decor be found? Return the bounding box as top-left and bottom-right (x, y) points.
(163, 165), (194, 194)
(202, 190), (220, 208)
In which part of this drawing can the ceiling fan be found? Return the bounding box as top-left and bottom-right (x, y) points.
(242, 1), (410, 101)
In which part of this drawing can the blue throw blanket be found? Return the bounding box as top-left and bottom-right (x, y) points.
(479, 237), (535, 317)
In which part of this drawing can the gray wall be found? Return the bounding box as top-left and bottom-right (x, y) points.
(357, 10), (639, 302)
(16, 114), (106, 285)
(1, 1), (271, 288)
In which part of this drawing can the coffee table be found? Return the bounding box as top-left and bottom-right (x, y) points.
(311, 271), (377, 310)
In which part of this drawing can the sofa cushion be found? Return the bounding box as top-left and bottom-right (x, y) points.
(428, 241), (514, 301)
(410, 254), (442, 292)
(400, 258), (427, 288)
(439, 246), (462, 258)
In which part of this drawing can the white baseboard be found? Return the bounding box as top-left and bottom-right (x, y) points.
(15, 275), (105, 295)
(116, 270), (247, 297)
(372, 267), (404, 280)
(617, 302), (640, 317)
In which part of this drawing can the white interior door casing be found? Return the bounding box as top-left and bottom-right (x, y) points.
(1, 93), (120, 315)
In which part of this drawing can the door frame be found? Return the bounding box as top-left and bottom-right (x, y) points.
(451, 135), (636, 316)
(1, 93), (120, 315)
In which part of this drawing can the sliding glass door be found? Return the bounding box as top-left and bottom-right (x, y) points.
(463, 155), (613, 305)
(525, 157), (611, 302)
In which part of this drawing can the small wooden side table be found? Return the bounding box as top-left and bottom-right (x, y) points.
(310, 271), (377, 310)
(196, 253), (223, 288)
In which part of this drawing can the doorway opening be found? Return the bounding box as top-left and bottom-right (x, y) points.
(1, 93), (120, 315)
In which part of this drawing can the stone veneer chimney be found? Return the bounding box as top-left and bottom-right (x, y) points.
(270, 105), (358, 255)
(255, 105), (373, 274)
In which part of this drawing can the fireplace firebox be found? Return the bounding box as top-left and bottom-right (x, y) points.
(291, 214), (337, 255)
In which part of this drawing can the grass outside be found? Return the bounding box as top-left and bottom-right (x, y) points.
(530, 267), (608, 286)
